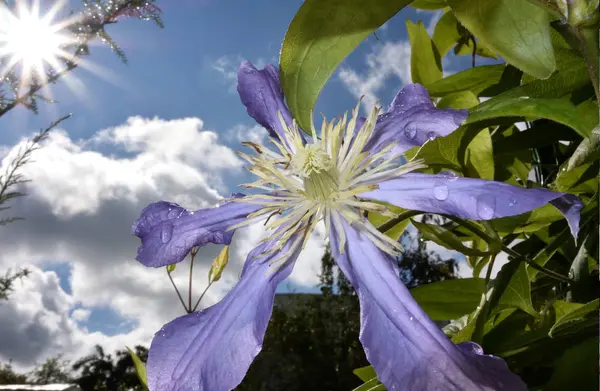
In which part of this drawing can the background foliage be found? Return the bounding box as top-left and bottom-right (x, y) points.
(279, 0), (599, 389)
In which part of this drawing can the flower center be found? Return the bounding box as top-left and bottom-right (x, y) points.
(291, 144), (339, 202)
(228, 101), (427, 267)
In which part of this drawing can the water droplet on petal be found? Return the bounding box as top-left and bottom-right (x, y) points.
(434, 184), (449, 201)
(409, 316), (414, 321)
(167, 208), (180, 219)
(508, 199), (518, 207)
(440, 170), (458, 181)
(160, 224), (173, 243)
(158, 324), (174, 339)
(426, 131), (437, 140)
(404, 125), (417, 140)
(476, 194), (495, 219)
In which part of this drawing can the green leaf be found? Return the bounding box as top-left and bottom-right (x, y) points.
(432, 10), (461, 57)
(368, 203), (410, 241)
(549, 298), (599, 337)
(127, 347), (148, 389)
(555, 161), (599, 194)
(467, 97), (595, 138)
(545, 338), (600, 391)
(280, 0), (412, 133)
(447, 0), (556, 78)
(491, 203), (565, 234)
(494, 261), (537, 316)
(208, 246), (230, 284)
(353, 365), (377, 382)
(464, 127), (494, 180)
(411, 0), (448, 9)
(454, 38), (498, 59)
(407, 20), (443, 85)
(425, 65), (506, 97)
(352, 378), (386, 391)
(406, 125), (494, 179)
(436, 90), (480, 109)
(412, 220), (491, 256)
(409, 278), (486, 320)
(166, 264), (176, 273)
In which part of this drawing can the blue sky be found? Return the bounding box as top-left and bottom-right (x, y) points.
(0, 0), (498, 365)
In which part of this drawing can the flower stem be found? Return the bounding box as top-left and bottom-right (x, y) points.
(192, 282), (213, 313)
(167, 268), (188, 313)
(377, 210), (422, 233)
(188, 247), (198, 313)
(445, 216), (574, 284)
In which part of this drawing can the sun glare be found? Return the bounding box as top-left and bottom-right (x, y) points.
(0, 0), (73, 85)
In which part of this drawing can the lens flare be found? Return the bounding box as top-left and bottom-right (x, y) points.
(0, 0), (74, 87)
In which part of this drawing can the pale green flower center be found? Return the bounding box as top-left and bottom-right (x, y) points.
(228, 101), (426, 268)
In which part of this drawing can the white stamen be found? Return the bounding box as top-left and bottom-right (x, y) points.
(231, 101), (426, 266)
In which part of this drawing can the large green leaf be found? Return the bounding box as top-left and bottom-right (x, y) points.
(436, 90), (480, 109)
(491, 203), (565, 234)
(411, 0), (448, 9)
(432, 10), (461, 57)
(412, 219), (491, 256)
(409, 278), (486, 320)
(407, 20), (442, 85)
(555, 161), (599, 194)
(424, 65), (506, 97)
(545, 338), (600, 391)
(405, 125), (495, 179)
(467, 97), (595, 138)
(464, 127), (494, 180)
(494, 261), (537, 316)
(280, 0), (412, 132)
(447, 0), (556, 78)
(549, 298), (599, 337)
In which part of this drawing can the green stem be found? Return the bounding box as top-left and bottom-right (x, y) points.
(192, 283), (213, 313)
(167, 269), (188, 313)
(377, 210), (422, 233)
(446, 216), (574, 284)
(188, 247), (199, 313)
(484, 253), (497, 286)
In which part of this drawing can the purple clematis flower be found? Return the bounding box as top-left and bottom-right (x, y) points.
(132, 60), (582, 391)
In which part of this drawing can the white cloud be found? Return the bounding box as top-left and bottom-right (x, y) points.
(225, 123), (268, 145)
(71, 308), (91, 322)
(339, 40), (412, 112)
(211, 55), (268, 93)
(0, 116), (325, 370)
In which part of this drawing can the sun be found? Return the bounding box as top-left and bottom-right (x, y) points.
(0, 0), (74, 86)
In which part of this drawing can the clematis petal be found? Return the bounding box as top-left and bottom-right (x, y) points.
(146, 237), (302, 391)
(329, 219), (527, 390)
(237, 61), (305, 145)
(360, 172), (582, 238)
(132, 195), (262, 267)
(363, 84), (468, 156)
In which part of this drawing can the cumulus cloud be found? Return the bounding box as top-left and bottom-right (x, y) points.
(338, 40), (412, 112)
(0, 116), (326, 369)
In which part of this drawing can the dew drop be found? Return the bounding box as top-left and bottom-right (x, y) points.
(167, 208), (180, 219)
(426, 131), (437, 140)
(476, 194), (495, 219)
(409, 316), (414, 321)
(434, 184), (449, 201)
(440, 170), (458, 181)
(160, 224), (173, 243)
(508, 199), (518, 207)
(404, 125), (417, 140)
